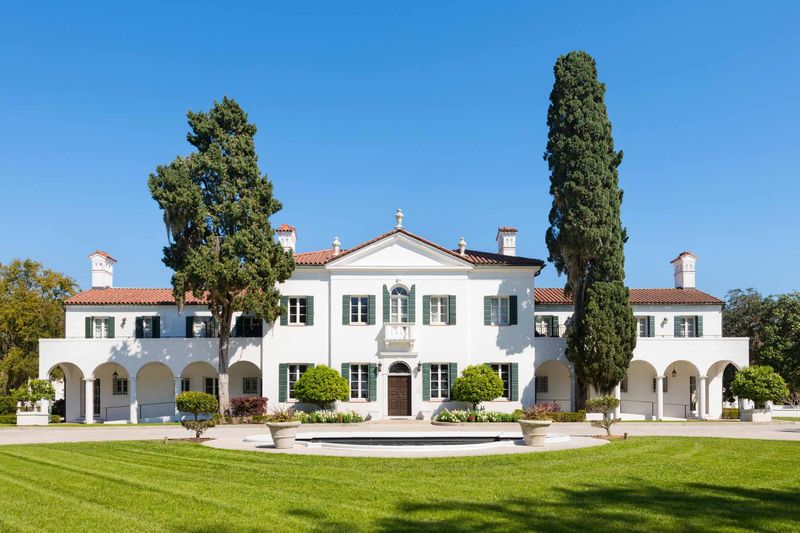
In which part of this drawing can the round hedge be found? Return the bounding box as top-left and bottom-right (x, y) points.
(293, 365), (349, 409)
(452, 364), (504, 409)
(176, 391), (219, 419)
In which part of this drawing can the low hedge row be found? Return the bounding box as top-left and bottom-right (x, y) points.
(721, 408), (740, 419)
(0, 414), (61, 424)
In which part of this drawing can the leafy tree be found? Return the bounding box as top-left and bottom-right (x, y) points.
(0, 259), (77, 393)
(293, 366), (349, 409)
(730, 365), (789, 408)
(543, 51), (637, 396)
(12, 379), (55, 412)
(176, 391), (219, 438)
(452, 365), (504, 409)
(586, 395), (621, 435)
(724, 290), (800, 400)
(149, 97), (295, 417)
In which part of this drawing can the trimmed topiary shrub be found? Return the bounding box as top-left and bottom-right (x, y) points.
(730, 365), (789, 409)
(451, 365), (504, 410)
(721, 408), (740, 420)
(176, 391), (218, 438)
(586, 396), (621, 435)
(293, 366), (349, 409)
(230, 396), (267, 417)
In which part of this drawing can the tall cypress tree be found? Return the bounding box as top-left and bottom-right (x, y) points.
(544, 51), (637, 396)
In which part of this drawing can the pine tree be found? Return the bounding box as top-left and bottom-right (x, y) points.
(149, 97), (295, 416)
(544, 51), (637, 395)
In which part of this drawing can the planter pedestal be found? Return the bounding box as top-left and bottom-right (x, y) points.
(740, 408), (772, 423)
(518, 419), (552, 447)
(16, 411), (50, 426)
(266, 421), (302, 449)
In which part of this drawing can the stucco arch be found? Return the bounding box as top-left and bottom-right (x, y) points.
(137, 362), (175, 421)
(703, 359), (741, 378)
(533, 359), (571, 408)
(45, 362), (84, 422)
(229, 360), (262, 398)
(181, 361), (218, 396)
(89, 362), (132, 422)
(622, 360), (659, 418)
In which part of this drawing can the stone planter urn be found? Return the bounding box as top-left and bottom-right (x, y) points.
(518, 419), (552, 447)
(266, 421), (302, 449)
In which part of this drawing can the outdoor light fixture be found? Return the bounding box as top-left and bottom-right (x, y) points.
(671, 369), (677, 378)
(112, 363), (119, 380)
(376, 362), (382, 372)
(416, 362), (422, 372)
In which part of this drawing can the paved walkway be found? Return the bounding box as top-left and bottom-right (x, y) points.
(1, 420), (798, 446)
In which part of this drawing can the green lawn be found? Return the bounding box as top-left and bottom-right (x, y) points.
(775, 417), (800, 422)
(0, 438), (798, 532)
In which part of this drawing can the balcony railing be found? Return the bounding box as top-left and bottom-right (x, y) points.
(384, 323), (414, 347)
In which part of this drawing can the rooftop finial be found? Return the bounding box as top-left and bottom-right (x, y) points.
(332, 236), (341, 256)
(395, 208), (404, 229)
(458, 236), (467, 256)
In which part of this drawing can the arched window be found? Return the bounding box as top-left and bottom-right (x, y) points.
(390, 286), (409, 323)
(389, 361), (411, 374)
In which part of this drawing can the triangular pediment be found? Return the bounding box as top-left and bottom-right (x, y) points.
(326, 233), (472, 271)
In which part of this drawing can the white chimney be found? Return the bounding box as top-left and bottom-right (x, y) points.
(671, 251), (697, 289)
(395, 208), (404, 229)
(89, 250), (116, 289)
(458, 236), (467, 256)
(276, 224), (297, 253)
(332, 236), (341, 256)
(496, 227), (518, 256)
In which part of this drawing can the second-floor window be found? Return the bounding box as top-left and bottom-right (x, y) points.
(193, 317), (220, 338)
(675, 316), (702, 338)
(637, 317), (648, 337)
(390, 287), (409, 323)
(94, 317), (111, 338)
(429, 297), (449, 325)
(237, 316), (263, 337)
(288, 297), (307, 325)
(350, 297), (369, 324)
(490, 297), (510, 326)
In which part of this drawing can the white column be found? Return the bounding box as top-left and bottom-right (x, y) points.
(174, 377), (182, 420)
(128, 376), (138, 424)
(698, 376), (707, 420)
(613, 383), (621, 418)
(84, 379), (95, 424)
(656, 376), (664, 421)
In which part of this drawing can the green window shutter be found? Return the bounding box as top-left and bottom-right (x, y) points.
(278, 363), (288, 402)
(85, 317), (93, 339)
(368, 295), (376, 325)
(368, 363), (377, 401)
(448, 295), (456, 325)
(135, 317), (143, 339)
(674, 317), (682, 338)
(647, 316), (655, 337)
(448, 362), (457, 398)
(342, 295), (350, 325)
(382, 285), (390, 323)
(509, 296), (518, 325)
(422, 295), (430, 325)
(341, 363), (350, 386)
(484, 296), (492, 325)
(306, 296), (314, 326)
(422, 363), (431, 401)
(186, 316), (194, 338)
(107, 317), (115, 339)
(510, 362), (519, 401)
(695, 316), (703, 338)
(408, 285), (416, 323)
(153, 316), (161, 338)
(550, 315), (559, 337)
(280, 296), (289, 326)
(234, 316), (243, 337)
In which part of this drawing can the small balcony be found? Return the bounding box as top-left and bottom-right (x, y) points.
(383, 323), (414, 349)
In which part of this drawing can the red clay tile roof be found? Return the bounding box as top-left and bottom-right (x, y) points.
(89, 250), (116, 262)
(535, 287), (723, 305)
(65, 288), (208, 305)
(295, 228), (544, 267)
(670, 250), (697, 263)
(497, 227), (518, 233)
(277, 224), (296, 232)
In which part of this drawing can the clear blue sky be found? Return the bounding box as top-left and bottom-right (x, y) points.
(1, 1), (798, 297)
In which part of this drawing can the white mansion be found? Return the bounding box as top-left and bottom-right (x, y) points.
(39, 211), (749, 423)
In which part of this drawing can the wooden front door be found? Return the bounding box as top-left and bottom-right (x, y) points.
(387, 375), (411, 416)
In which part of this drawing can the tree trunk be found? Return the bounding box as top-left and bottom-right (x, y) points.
(217, 310), (232, 419)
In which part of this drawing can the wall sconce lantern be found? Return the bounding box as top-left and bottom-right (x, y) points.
(671, 368), (677, 378)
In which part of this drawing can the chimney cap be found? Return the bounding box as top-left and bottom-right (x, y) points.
(670, 250), (697, 263)
(277, 224), (296, 233)
(89, 250), (116, 263)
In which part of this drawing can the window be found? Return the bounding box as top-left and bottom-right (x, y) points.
(349, 364), (369, 400)
(94, 318), (110, 339)
(637, 317), (648, 338)
(181, 378), (191, 393)
(652, 377), (668, 393)
(676, 316), (696, 338)
(288, 364), (309, 399)
(141, 317), (154, 338)
(288, 297), (307, 325)
(535, 375), (549, 394)
(621, 375), (628, 394)
(93, 379), (101, 417)
(205, 377), (219, 397)
(350, 297), (369, 324)
(535, 316), (551, 337)
(430, 364), (450, 399)
(242, 377), (259, 395)
(429, 297), (449, 325)
(194, 317), (220, 338)
(239, 316), (263, 337)
(390, 287), (409, 323)
(490, 297), (510, 326)
(112, 377), (128, 396)
(490, 363), (510, 399)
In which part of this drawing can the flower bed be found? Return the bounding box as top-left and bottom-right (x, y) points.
(434, 409), (520, 423)
(296, 410), (364, 424)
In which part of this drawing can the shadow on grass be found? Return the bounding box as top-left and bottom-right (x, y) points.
(374, 483), (800, 532)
